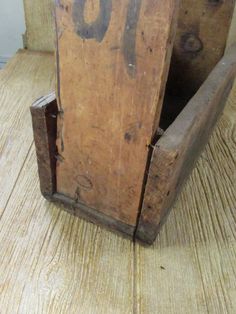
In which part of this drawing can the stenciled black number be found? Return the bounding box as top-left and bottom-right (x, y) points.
(72, 0), (112, 42)
(72, 0), (142, 77)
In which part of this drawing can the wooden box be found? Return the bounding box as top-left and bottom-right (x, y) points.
(31, 0), (236, 244)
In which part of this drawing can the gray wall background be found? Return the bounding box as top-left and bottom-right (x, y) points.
(0, 0), (26, 67)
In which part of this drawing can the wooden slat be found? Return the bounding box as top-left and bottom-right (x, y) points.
(55, 0), (179, 227)
(0, 50), (55, 211)
(31, 93), (58, 197)
(137, 44), (236, 244)
(167, 0), (236, 97)
(23, 0), (55, 51)
(227, 5), (236, 48)
(136, 80), (236, 313)
(0, 51), (134, 313)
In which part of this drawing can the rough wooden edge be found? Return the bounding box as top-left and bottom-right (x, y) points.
(136, 44), (236, 245)
(52, 193), (135, 238)
(31, 92), (58, 197)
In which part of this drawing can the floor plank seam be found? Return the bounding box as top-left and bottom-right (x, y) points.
(133, 242), (138, 314)
(0, 141), (34, 222)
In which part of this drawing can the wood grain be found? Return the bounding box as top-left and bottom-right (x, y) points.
(0, 50), (55, 212)
(0, 148), (134, 314)
(0, 51), (134, 314)
(23, 0), (55, 51)
(136, 81), (236, 313)
(55, 0), (179, 226)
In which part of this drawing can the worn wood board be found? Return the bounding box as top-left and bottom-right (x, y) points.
(227, 5), (236, 48)
(23, 0), (55, 51)
(167, 0), (236, 97)
(55, 0), (179, 226)
(31, 93), (58, 197)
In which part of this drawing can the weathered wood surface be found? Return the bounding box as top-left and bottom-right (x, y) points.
(23, 0), (55, 51)
(0, 50), (236, 313)
(31, 93), (58, 197)
(167, 0), (236, 97)
(137, 44), (236, 244)
(55, 0), (179, 226)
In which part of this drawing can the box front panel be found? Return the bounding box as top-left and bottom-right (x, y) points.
(55, 0), (178, 225)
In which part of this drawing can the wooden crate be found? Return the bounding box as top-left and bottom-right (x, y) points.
(31, 0), (236, 244)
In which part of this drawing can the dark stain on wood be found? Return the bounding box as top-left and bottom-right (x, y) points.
(181, 33), (203, 54)
(207, 0), (223, 8)
(124, 132), (132, 142)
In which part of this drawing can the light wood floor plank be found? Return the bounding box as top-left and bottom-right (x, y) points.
(0, 50), (55, 211)
(136, 84), (236, 314)
(0, 129), (134, 314)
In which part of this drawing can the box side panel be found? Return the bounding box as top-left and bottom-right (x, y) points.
(137, 45), (236, 244)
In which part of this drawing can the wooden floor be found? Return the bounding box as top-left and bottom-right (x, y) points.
(0, 50), (235, 314)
